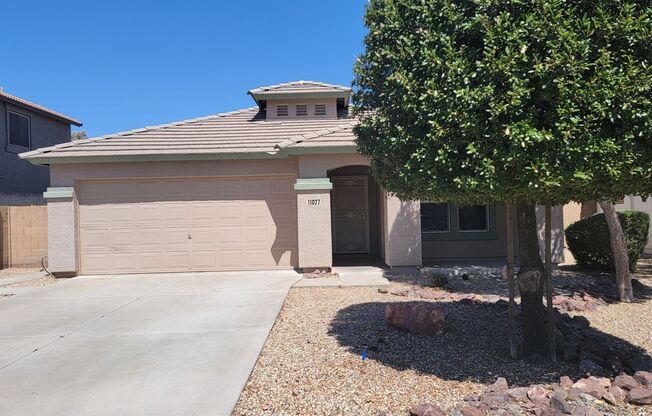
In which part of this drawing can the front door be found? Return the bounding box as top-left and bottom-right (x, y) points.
(332, 176), (369, 254)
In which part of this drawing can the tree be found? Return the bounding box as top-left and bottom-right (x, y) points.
(599, 201), (635, 302)
(353, 0), (652, 358)
(71, 131), (88, 141)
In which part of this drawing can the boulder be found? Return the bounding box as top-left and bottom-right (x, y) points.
(409, 403), (446, 416)
(613, 374), (639, 391)
(627, 387), (652, 405)
(384, 302), (445, 336)
(572, 377), (607, 399)
(634, 371), (652, 388)
(479, 392), (509, 409)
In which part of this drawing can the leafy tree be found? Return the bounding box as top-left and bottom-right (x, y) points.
(353, 0), (652, 357)
(71, 131), (88, 141)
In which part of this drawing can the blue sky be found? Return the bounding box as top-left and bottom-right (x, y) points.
(3, 1), (368, 137)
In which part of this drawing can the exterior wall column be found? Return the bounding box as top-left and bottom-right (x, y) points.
(43, 187), (77, 276)
(383, 191), (422, 270)
(295, 178), (333, 272)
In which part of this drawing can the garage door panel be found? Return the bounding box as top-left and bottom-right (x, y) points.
(79, 176), (297, 274)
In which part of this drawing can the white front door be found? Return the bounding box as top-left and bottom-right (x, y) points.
(332, 176), (369, 254)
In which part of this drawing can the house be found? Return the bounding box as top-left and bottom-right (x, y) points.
(1, 89), (82, 204)
(20, 81), (563, 276)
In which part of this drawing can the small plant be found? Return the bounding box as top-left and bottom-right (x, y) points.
(431, 274), (448, 288)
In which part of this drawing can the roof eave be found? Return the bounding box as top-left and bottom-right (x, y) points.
(248, 90), (351, 107)
(22, 145), (358, 166)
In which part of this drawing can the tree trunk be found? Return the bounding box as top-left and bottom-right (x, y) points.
(516, 202), (547, 358)
(599, 201), (635, 302)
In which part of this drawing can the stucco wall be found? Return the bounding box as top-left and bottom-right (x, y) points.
(1, 101), (71, 196)
(0, 205), (47, 268)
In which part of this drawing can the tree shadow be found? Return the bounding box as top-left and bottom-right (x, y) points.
(328, 299), (651, 387)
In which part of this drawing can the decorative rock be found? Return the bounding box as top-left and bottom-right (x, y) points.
(506, 387), (529, 402)
(384, 302), (445, 336)
(613, 374), (639, 391)
(409, 403), (446, 416)
(527, 385), (549, 402)
(572, 377), (607, 399)
(550, 391), (573, 414)
(570, 405), (602, 416)
(479, 392), (509, 409)
(634, 371), (652, 388)
(559, 376), (573, 389)
(579, 359), (608, 377)
(608, 385), (626, 403)
(377, 287), (388, 294)
(601, 392), (617, 406)
(488, 377), (509, 393)
(627, 387), (652, 405)
(459, 406), (483, 416)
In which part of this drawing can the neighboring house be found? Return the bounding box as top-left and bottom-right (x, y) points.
(1, 90), (82, 203)
(21, 81), (563, 276)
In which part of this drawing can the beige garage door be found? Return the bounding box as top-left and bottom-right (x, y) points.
(78, 176), (297, 274)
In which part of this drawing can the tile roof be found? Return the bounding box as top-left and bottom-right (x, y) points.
(0, 90), (82, 126)
(248, 80), (351, 95)
(21, 107), (357, 162)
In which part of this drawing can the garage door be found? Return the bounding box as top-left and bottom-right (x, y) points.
(78, 176), (297, 274)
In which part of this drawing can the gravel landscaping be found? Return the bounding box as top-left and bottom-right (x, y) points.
(234, 263), (652, 415)
(0, 267), (42, 278)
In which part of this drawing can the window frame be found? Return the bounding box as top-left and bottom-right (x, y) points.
(420, 202), (498, 241)
(276, 104), (289, 117)
(6, 109), (32, 152)
(314, 104), (327, 116)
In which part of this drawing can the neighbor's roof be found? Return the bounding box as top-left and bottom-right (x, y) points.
(20, 107), (357, 164)
(0, 90), (82, 126)
(248, 80), (351, 107)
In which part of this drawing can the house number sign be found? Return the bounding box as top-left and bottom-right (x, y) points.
(307, 198), (321, 206)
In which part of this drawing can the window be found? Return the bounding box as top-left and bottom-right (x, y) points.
(458, 205), (489, 231)
(315, 104), (326, 116)
(8, 111), (30, 149)
(421, 202), (496, 240)
(296, 104), (308, 116)
(420, 202), (449, 232)
(277, 105), (289, 117)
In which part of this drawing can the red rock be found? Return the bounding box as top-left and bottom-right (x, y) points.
(479, 392), (509, 409)
(459, 406), (483, 416)
(550, 391), (572, 414)
(506, 387), (529, 402)
(627, 387), (652, 405)
(571, 405), (603, 416)
(487, 377), (509, 393)
(634, 371), (652, 388)
(572, 377), (607, 399)
(613, 374), (639, 391)
(593, 377), (611, 388)
(608, 385), (626, 403)
(559, 376), (573, 389)
(527, 385), (549, 402)
(385, 302), (445, 336)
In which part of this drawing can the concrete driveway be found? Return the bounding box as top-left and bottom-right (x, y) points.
(0, 270), (300, 416)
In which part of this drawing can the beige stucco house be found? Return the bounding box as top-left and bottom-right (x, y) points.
(21, 81), (563, 276)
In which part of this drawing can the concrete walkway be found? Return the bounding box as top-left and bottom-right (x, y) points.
(294, 266), (390, 288)
(0, 270), (300, 416)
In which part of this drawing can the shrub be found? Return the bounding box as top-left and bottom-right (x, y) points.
(431, 274), (448, 288)
(565, 210), (650, 272)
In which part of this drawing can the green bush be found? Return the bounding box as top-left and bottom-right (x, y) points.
(565, 210), (650, 272)
(430, 274), (448, 288)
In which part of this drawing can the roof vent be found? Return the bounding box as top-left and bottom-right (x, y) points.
(315, 104), (326, 116)
(277, 105), (289, 117)
(296, 104), (308, 117)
